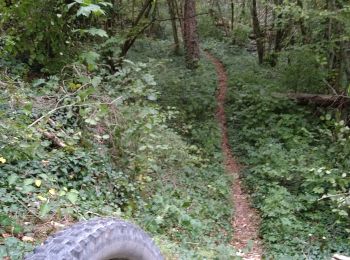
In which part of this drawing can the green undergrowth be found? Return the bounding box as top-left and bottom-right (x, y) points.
(206, 41), (350, 259)
(128, 39), (236, 258)
(0, 39), (236, 259)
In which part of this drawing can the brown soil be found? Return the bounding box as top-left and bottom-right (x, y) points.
(206, 52), (263, 259)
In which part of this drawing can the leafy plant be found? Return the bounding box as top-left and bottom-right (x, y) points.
(0, 0), (111, 72)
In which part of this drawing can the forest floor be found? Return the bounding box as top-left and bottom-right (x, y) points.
(206, 52), (263, 259)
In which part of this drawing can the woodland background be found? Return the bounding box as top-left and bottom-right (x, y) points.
(0, 0), (349, 259)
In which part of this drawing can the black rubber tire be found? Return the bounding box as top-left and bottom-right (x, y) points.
(25, 218), (164, 260)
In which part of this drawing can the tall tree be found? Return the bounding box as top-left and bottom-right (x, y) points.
(167, 0), (180, 54)
(251, 0), (264, 64)
(183, 0), (200, 69)
(231, 0), (235, 31)
(119, 0), (154, 58)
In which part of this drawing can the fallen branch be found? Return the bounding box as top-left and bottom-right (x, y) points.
(28, 96), (123, 128)
(273, 92), (350, 108)
(38, 129), (66, 148)
(318, 192), (349, 201)
(11, 195), (42, 220)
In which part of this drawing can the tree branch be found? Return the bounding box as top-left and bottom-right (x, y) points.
(28, 96), (123, 128)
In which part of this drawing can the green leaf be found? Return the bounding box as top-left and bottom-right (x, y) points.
(85, 118), (98, 126)
(99, 2), (113, 7)
(80, 51), (100, 70)
(84, 28), (108, 38)
(66, 191), (79, 204)
(32, 78), (46, 87)
(67, 2), (77, 10)
(338, 210), (348, 216)
(39, 202), (51, 218)
(8, 174), (18, 186)
(313, 187), (325, 194)
(23, 103), (33, 114)
(91, 76), (102, 87)
(78, 87), (96, 100)
(147, 94), (157, 101)
(23, 179), (34, 186)
(143, 74), (157, 86)
(22, 185), (35, 194)
(77, 4), (105, 17)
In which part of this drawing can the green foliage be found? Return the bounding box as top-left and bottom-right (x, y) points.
(0, 237), (34, 260)
(208, 41), (350, 258)
(230, 23), (251, 47)
(278, 48), (327, 93)
(0, 215), (23, 235)
(268, 0), (350, 91)
(0, 0), (111, 71)
(68, 0), (112, 17)
(3, 0), (348, 257)
(198, 16), (226, 40)
(0, 38), (237, 258)
(128, 40), (237, 257)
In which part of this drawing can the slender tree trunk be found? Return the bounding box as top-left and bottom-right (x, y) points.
(216, 1), (229, 36)
(167, 0), (180, 54)
(251, 0), (264, 64)
(269, 0), (286, 66)
(240, 0), (246, 22)
(183, 0), (200, 69)
(264, 3), (268, 31)
(132, 0), (135, 23)
(118, 0), (123, 29)
(134, 0), (153, 25)
(326, 0), (335, 72)
(344, 42), (350, 89)
(119, 0), (153, 59)
(296, 0), (308, 44)
(231, 0), (235, 31)
(326, 0), (349, 91)
(175, 0), (185, 39)
(273, 0), (284, 53)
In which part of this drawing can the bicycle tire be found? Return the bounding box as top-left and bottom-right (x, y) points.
(25, 218), (164, 260)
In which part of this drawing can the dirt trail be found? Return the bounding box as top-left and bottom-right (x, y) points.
(206, 52), (263, 259)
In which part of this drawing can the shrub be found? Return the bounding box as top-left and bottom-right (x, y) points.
(278, 48), (327, 93)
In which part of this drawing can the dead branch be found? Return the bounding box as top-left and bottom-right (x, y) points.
(28, 96), (123, 128)
(273, 92), (350, 108)
(38, 129), (66, 148)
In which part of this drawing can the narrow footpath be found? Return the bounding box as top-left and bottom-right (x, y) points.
(206, 52), (263, 260)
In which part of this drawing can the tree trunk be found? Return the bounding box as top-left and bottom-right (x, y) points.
(231, 0), (235, 31)
(175, 0), (185, 39)
(183, 0), (200, 69)
(251, 0), (264, 64)
(119, 0), (154, 60)
(167, 0), (180, 54)
(269, 0), (286, 66)
(240, 0), (246, 22)
(296, 0), (308, 44)
(132, 0), (135, 23)
(216, 1), (229, 36)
